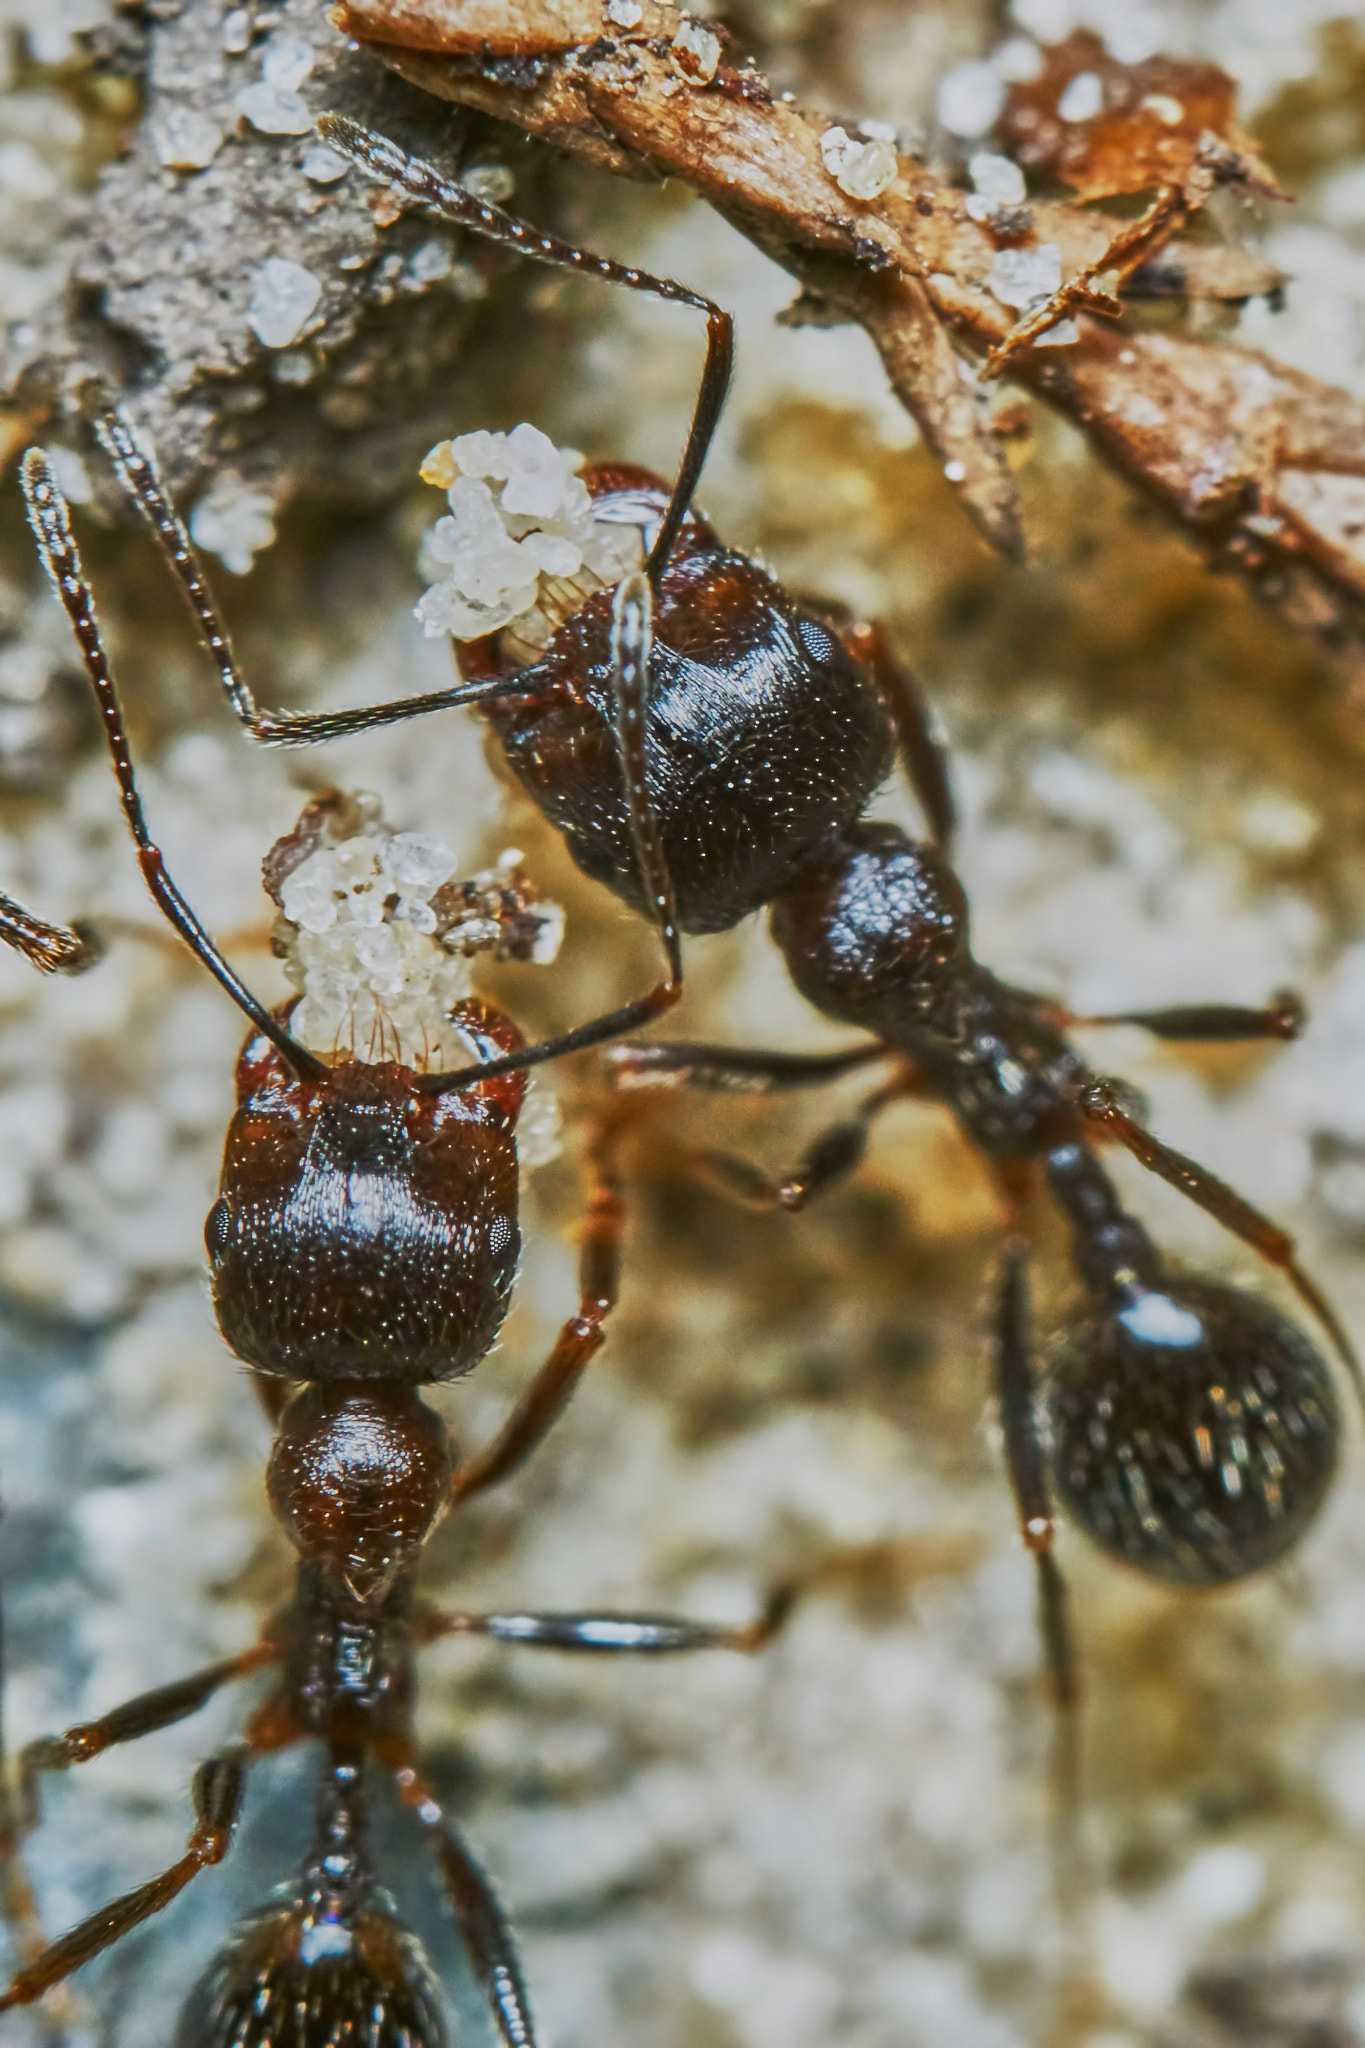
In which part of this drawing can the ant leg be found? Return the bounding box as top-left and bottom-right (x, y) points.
(993, 1237), (1083, 1887)
(420, 1586), (795, 1655)
(451, 1061), (905, 1501)
(90, 405), (255, 728)
(1054, 993), (1303, 1041)
(451, 1108), (630, 1505)
(390, 1752), (538, 2048)
(608, 1038), (888, 1092)
(1080, 1079), (1365, 1411)
(90, 403), (535, 748)
(0, 894), (101, 977)
(0, 1744), (250, 2012)
(318, 117), (733, 585)
(677, 1070), (919, 1212)
(20, 449), (325, 1082)
(0, 1567), (65, 2038)
(422, 575), (683, 1091)
(16, 1644), (274, 1835)
(106, 108), (731, 754)
(614, 1056), (920, 1213)
(605, 567), (680, 1015)
(841, 619), (956, 853)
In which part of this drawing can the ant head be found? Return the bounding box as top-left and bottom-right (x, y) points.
(178, 1888), (445, 2047)
(454, 453), (893, 935)
(1047, 1276), (1341, 1586)
(267, 1381), (453, 1603)
(770, 820), (970, 1035)
(209, 1027), (521, 1384)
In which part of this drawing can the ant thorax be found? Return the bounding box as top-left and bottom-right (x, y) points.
(264, 789), (564, 1074)
(415, 422), (645, 663)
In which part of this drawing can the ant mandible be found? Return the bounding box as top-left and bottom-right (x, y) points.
(0, 455), (792, 2040)
(82, 121), (1352, 1817)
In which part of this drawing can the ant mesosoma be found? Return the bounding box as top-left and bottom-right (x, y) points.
(0, 454), (792, 2041)
(82, 117), (1355, 1830)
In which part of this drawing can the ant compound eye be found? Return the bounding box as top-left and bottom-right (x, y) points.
(204, 1197), (232, 1263)
(177, 1894), (446, 2048)
(795, 616), (839, 666)
(1047, 1278), (1340, 1586)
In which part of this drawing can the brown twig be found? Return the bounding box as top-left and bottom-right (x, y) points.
(332, 4), (1365, 687)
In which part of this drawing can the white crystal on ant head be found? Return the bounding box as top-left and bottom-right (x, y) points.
(279, 819), (471, 1066)
(415, 423), (645, 652)
(389, 832), (459, 896)
(272, 795), (565, 1073)
(279, 834), (396, 934)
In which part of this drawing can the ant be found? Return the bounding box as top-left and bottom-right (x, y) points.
(0, 453), (793, 2040)
(83, 115), (1355, 1837)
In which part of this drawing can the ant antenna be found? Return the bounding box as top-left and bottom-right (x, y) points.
(85, 398), (602, 748)
(19, 450), (326, 1082)
(316, 114), (735, 584)
(417, 570), (682, 1092)
(89, 400), (259, 729)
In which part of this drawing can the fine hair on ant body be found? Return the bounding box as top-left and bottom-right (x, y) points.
(86, 116), (1358, 1860)
(0, 454), (794, 2042)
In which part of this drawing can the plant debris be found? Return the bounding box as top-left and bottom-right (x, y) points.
(331, 0), (1365, 694)
(998, 30), (1284, 203)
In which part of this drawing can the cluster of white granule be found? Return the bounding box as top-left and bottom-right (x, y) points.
(268, 789), (564, 1074)
(415, 422), (644, 653)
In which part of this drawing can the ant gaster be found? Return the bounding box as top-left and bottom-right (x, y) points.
(0, 455), (791, 2041)
(95, 117), (1355, 1818)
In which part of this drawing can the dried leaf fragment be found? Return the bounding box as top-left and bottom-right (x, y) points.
(999, 31), (1284, 202)
(337, 1), (1365, 684)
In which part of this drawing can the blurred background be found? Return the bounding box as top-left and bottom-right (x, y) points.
(2, 0), (1365, 2042)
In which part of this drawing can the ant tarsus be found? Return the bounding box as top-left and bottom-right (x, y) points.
(0, 893), (101, 976)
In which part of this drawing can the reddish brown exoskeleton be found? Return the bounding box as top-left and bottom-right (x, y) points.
(95, 119), (1357, 1859)
(0, 453), (793, 2044)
